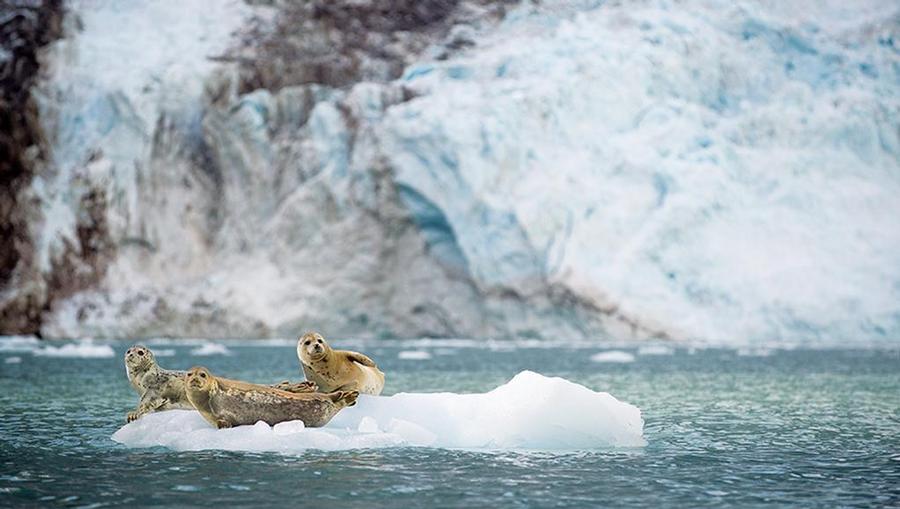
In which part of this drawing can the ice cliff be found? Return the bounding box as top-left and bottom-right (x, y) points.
(1, 0), (898, 343)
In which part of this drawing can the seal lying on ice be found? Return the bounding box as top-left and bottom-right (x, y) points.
(296, 332), (385, 395)
(184, 366), (358, 429)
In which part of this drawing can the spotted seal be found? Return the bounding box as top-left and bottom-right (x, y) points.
(184, 366), (358, 429)
(296, 332), (385, 395)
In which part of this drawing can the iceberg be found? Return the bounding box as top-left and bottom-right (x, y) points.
(111, 371), (645, 452)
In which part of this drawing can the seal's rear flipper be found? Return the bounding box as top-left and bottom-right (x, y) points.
(274, 380), (318, 393)
(331, 390), (359, 407)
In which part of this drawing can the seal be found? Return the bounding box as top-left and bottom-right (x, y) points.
(296, 332), (386, 395)
(124, 345), (193, 422)
(184, 366), (358, 429)
(124, 345), (317, 423)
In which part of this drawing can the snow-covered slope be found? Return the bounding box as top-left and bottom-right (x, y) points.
(19, 0), (900, 343)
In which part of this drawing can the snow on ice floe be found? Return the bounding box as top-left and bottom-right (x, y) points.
(189, 343), (232, 356)
(590, 351), (636, 364)
(398, 350), (432, 360)
(33, 341), (115, 358)
(112, 371), (645, 452)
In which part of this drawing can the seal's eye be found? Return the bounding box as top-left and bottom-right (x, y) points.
(137, 350), (145, 356)
(305, 340), (311, 346)
(199, 372), (207, 378)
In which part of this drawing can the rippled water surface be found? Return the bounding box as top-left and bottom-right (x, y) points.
(2, 340), (899, 508)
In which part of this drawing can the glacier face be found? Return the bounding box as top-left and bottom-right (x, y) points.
(23, 0), (900, 342)
(379, 0), (900, 341)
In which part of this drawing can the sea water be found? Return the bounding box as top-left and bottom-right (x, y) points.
(1, 338), (898, 507)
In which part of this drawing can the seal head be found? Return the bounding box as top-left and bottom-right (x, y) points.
(124, 345), (155, 377)
(297, 332), (329, 364)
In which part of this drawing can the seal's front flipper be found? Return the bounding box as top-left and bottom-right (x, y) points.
(128, 395), (166, 422)
(344, 351), (377, 368)
(329, 390), (359, 408)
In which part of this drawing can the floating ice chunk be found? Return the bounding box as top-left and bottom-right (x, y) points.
(153, 349), (176, 357)
(637, 345), (675, 356)
(112, 371), (645, 452)
(5, 356), (22, 364)
(34, 341), (115, 358)
(189, 343), (231, 356)
(398, 350), (432, 360)
(736, 347), (774, 357)
(0, 336), (41, 353)
(590, 351), (636, 363)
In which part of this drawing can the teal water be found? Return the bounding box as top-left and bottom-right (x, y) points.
(1, 341), (899, 508)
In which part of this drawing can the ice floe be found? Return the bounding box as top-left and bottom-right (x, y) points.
(398, 350), (432, 360)
(590, 351), (637, 364)
(637, 345), (675, 356)
(33, 341), (115, 358)
(189, 343), (232, 356)
(0, 336), (41, 352)
(112, 371), (645, 452)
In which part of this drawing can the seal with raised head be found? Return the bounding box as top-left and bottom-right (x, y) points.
(124, 345), (317, 423)
(296, 332), (385, 395)
(184, 366), (359, 429)
(124, 345), (193, 422)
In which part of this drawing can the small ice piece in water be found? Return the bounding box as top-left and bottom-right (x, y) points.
(190, 343), (231, 356)
(398, 350), (432, 360)
(5, 356), (22, 364)
(736, 347), (773, 357)
(154, 349), (176, 357)
(590, 350), (636, 363)
(637, 345), (674, 356)
(34, 340), (115, 358)
(0, 336), (41, 353)
(112, 370), (645, 452)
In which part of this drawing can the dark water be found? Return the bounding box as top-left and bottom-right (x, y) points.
(1, 340), (899, 508)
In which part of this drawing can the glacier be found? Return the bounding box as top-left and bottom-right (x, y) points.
(111, 371), (647, 452)
(9, 0), (900, 343)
